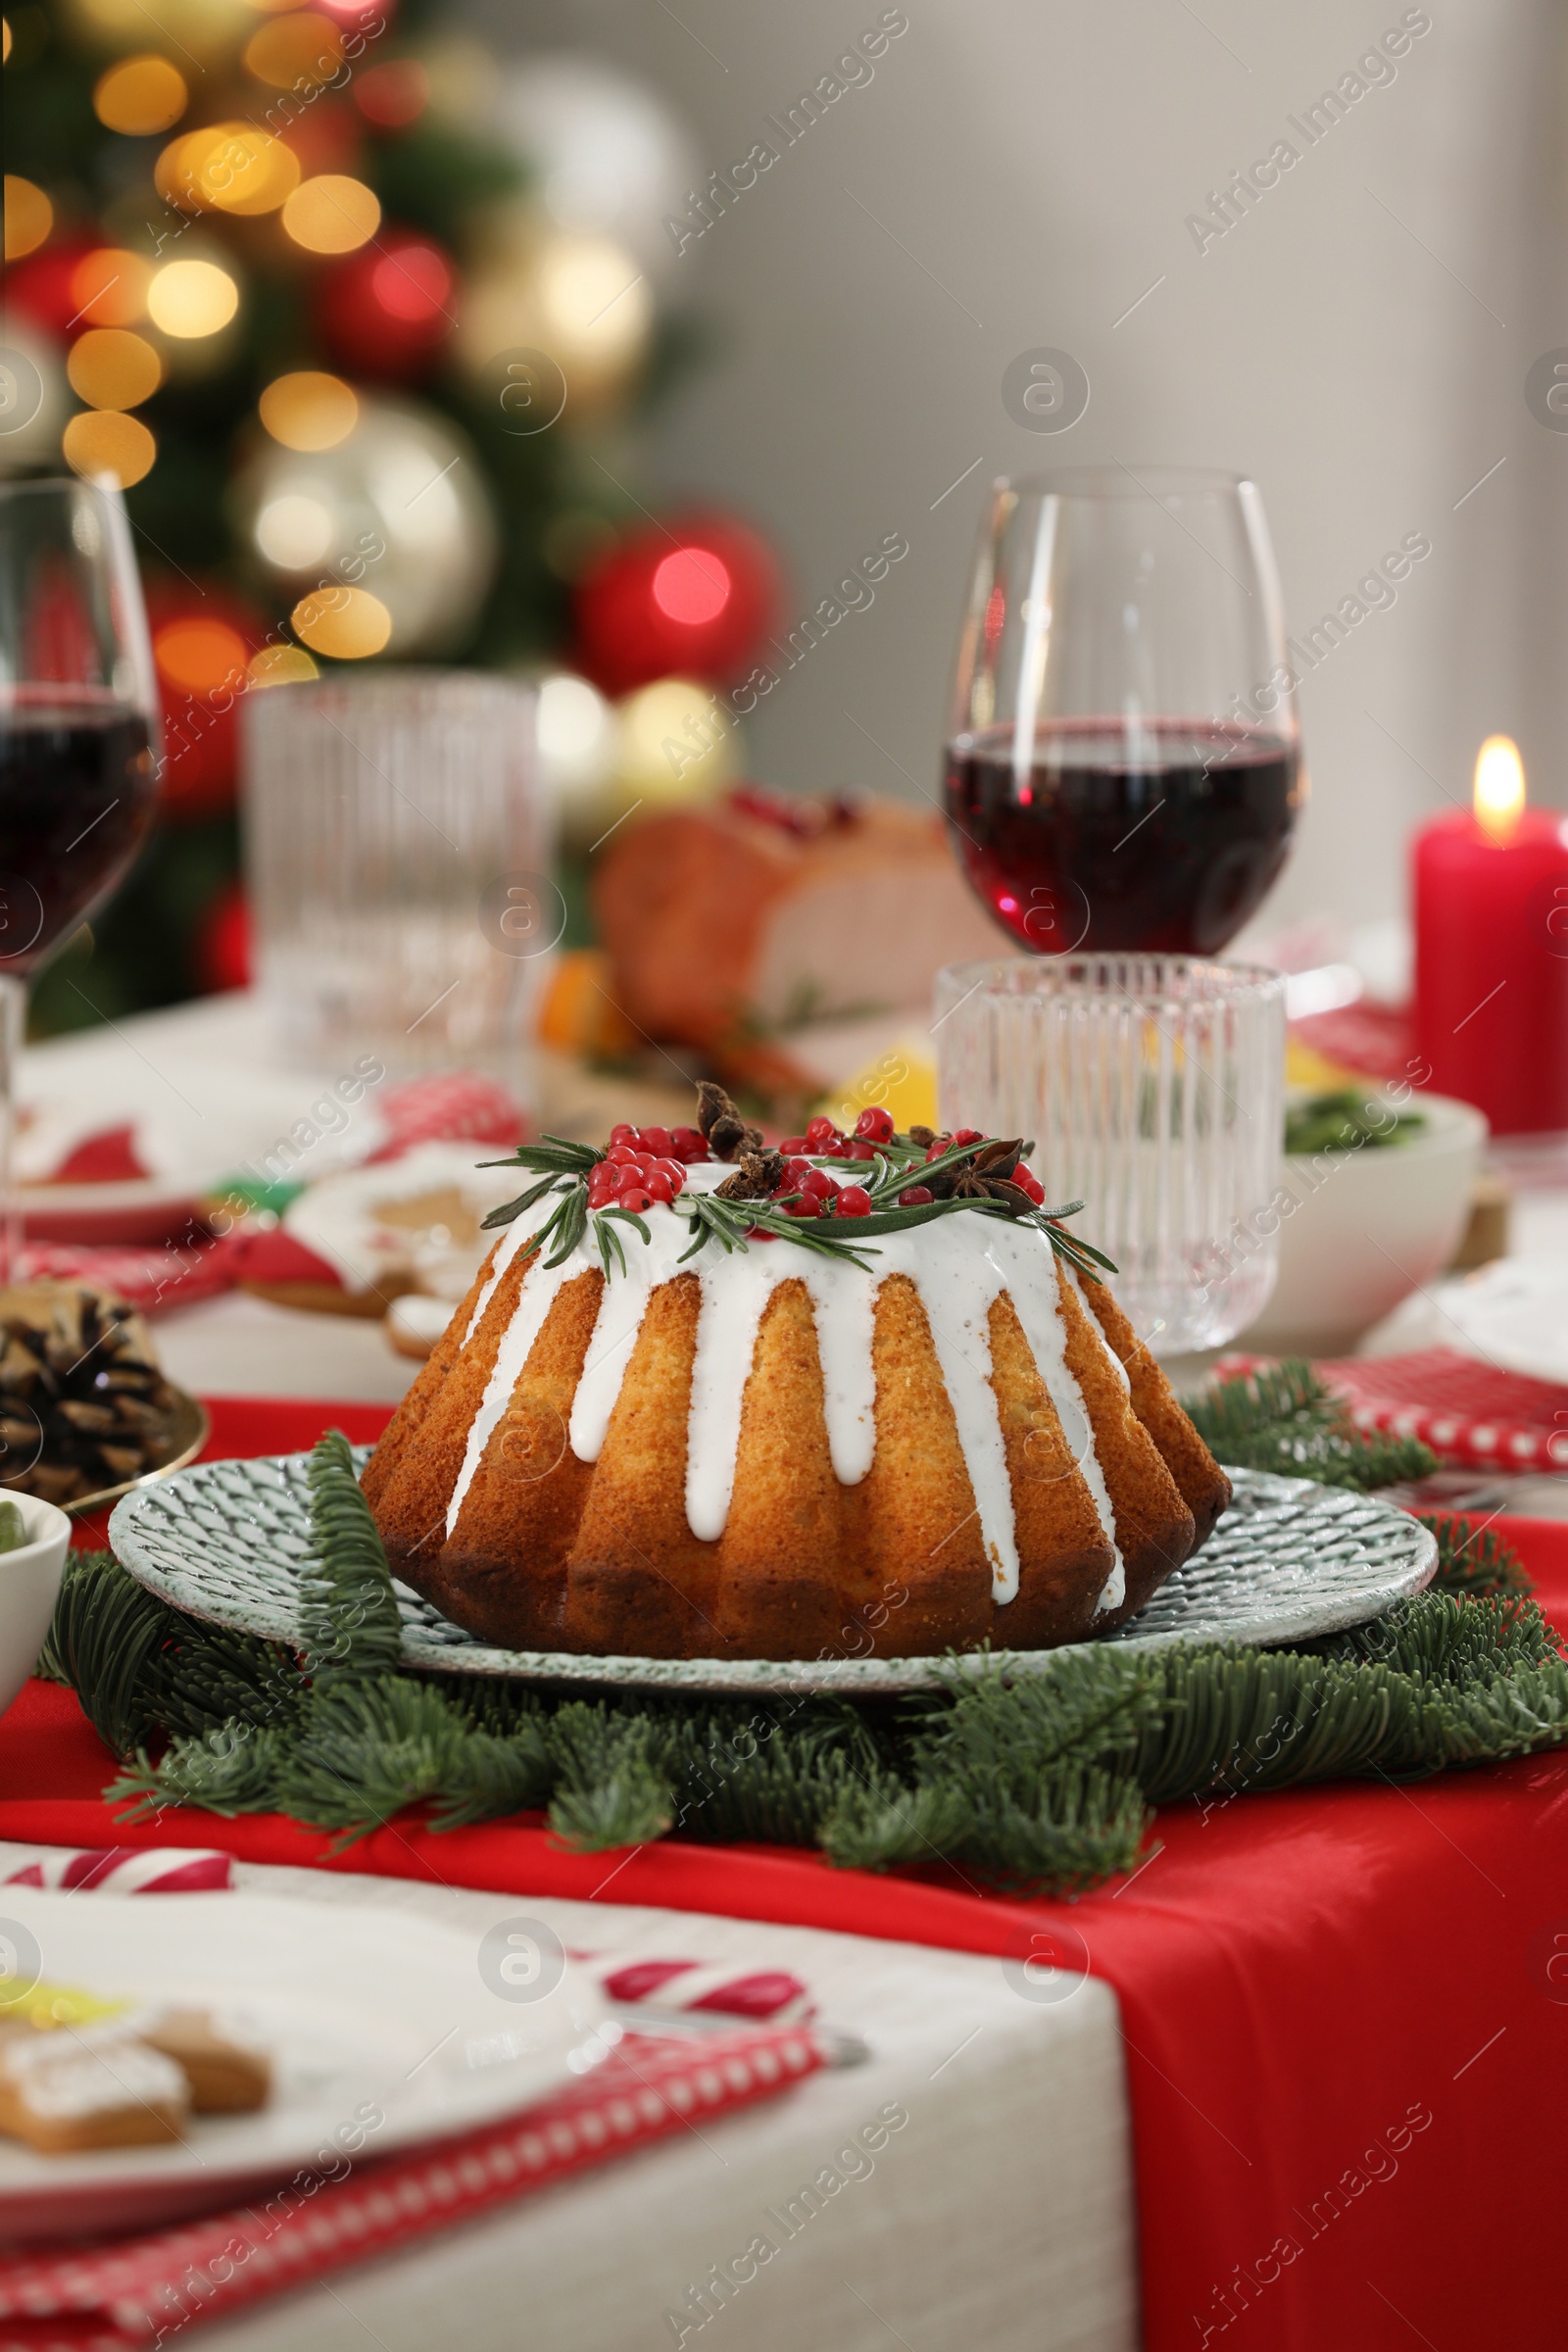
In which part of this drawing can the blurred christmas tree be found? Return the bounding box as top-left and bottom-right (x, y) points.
(2, 0), (779, 1034)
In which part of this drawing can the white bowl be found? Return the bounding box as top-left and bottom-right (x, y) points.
(0, 1491), (72, 1719)
(1241, 1090), (1487, 1358)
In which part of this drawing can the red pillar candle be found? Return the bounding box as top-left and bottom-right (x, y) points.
(1412, 739), (1568, 1134)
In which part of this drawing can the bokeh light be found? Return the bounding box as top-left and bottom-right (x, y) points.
(281, 174), (380, 255)
(243, 12), (344, 88)
(4, 177), (53, 263)
(69, 248), (154, 328)
(291, 584), (392, 659)
(535, 233), (651, 372)
(154, 616), (248, 695)
(259, 368), (357, 451)
(374, 242), (452, 322)
(93, 54), (187, 135)
(255, 491), (336, 568)
(66, 327), (162, 410)
(155, 122), (298, 216)
(538, 670), (614, 789)
(62, 409), (157, 488)
(67, 0), (255, 59)
(353, 59), (428, 128)
(614, 675), (740, 804)
(652, 547), (731, 626)
(248, 644), (318, 688)
(147, 258), (239, 337)
(459, 232), (651, 404)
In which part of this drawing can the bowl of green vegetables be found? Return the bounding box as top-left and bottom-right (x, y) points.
(0, 1492), (71, 1721)
(1242, 1086), (1487, 1357)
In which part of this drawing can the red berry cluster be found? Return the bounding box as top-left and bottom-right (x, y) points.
(777, 1106), (897, 1162)
(588, 1122), (709, 1215)
(764, 1160), (875, 1222)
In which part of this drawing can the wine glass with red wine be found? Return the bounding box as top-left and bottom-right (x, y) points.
(0, 475), (161, 1274)
(945, 467), (1302, 956)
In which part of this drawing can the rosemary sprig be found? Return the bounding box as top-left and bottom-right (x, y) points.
(594, 1205), (650, 1279)
(479, 1135), (605, 1229)
(1028, 1212), (1118, 1283)
(866, 1136), (979, 1201)
(678, 1189), (882, 1271)
(502, 1178), (588, 1270)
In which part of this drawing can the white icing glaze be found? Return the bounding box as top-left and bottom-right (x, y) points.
(0, 2026), (186, 2120)
(441, 1164), (1130, 1607)
(463, 1211), (530, 1343)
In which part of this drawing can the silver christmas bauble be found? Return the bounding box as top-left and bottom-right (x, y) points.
(234, 394), (497, 656)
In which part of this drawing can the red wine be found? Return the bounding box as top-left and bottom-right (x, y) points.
(945, 718), (1301, 956)
(0, 701), (158, 974)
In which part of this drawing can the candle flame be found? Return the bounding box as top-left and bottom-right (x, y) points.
(1474, 735), (1525, 843)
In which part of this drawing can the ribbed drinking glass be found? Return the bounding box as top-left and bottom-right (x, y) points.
(243, 669), (550, 1083)
(935, 956), (1286, 1353)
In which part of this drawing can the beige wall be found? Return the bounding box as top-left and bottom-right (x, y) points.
(467, 0), (1568, 929)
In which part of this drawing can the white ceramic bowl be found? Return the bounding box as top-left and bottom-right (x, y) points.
(1241, 1090), (1487, 1358)
(0, 1491), (72, 1719)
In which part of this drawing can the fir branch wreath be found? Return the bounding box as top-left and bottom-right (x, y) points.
(35, 1365), (1568, 1898)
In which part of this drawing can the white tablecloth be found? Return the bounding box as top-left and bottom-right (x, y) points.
(0, 1851), (1139, 2352)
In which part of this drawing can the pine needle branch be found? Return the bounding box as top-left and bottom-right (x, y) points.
(41, 1432), (1566, 1900)
(547, 1701), (674, 1851)
(1188, 1360), (1438, 1490)
(1422, 1514), (1532, 1598)
(301, 1431), (405, 1684)
(37, 1550), (177, 1761)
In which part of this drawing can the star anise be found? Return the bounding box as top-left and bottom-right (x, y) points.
(712, 1149), (787, 1201)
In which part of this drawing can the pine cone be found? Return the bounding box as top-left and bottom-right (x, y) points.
(0, 1284), (182, 1505)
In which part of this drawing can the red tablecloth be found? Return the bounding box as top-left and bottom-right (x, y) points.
(5, 1397), (1566, 2352)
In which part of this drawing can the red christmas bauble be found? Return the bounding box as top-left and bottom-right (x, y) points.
(3, 238), (101, 340)
(314, 230), (456, 380)
(146, 583), (266, 822)
(571, 513), (781, 696)
(195, 882), (252, 995)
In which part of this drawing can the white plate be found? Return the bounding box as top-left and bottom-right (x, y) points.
(109, 1457), (1440, 1697)
(1428, 1253), (1568, 1388)
(0, 1890), (612, 2239)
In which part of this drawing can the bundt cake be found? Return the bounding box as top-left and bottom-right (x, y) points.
(363, 1090), (1231, 1661)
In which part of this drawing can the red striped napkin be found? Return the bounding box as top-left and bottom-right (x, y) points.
(0, 1851), (813, 2026)
(7, 1240), (231, 1318)
(574, 1953), (813, 2025)
(1, 1848), (235, 1893)
(0, 2025), (824, 2348)
(1218, 1347), (1568, 1474)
